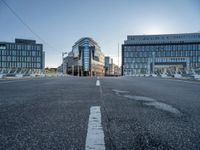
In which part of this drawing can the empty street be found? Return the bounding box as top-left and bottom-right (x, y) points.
(0, 77), (200, 150)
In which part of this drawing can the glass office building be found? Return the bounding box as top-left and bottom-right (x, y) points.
(104, 56), (112, 75)
(0, 39), (45, 74)
(122, 33), (200, 76)
(63, 37), (105, 76)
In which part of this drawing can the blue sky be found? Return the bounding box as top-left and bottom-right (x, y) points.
(1, 0), (200, 67)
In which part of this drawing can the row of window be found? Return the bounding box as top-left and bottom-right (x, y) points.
(124, 44), (200, 52)
(0, 44), (42, 51)
(124, 69), (147, 75)
(123, 63), (200, 70)
(124, 50), (200, 58)
(0, 50), (42, 57)
(0, 62), (41, 68)
(124, 63), (148, 69)
(124, 57), (149, 63)
(0, 56), (41, 62)
(155, 57), (187, 63)
(124, 57), (200, 64)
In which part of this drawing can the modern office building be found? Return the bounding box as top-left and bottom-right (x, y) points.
(104, 56), (120, 76)
(0, 38), (45, 74)
(104, 56), (113, 75)
(122, 33), (200, 76)
(63, 37), (105, 76)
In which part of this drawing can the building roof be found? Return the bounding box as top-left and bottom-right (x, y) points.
(125, 33), (200, 45)
(72, 37), (101, 49)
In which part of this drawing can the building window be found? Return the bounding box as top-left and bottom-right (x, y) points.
(0, 44), (6, 50)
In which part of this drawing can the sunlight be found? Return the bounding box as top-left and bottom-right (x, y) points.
(143, 25), (165, 35)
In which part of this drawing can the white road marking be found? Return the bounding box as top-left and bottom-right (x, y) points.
(123, 94), (181, 114)
(145, 102), (181, 114)
(96, 80), (100, 86)
(124, 95), (155, 102)
(112, 89), (129, 94)
(85, 106), (105, 150)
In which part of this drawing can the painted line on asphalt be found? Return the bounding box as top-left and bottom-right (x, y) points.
(144, 101), (180, 114)
(96, 80), (100, 86)
(123, 94), (181, 115)
(112, 89), (129, 94)
(85, 106), (105, 150)
(124, 95), (155, 102)
(112, 89), (129, 96)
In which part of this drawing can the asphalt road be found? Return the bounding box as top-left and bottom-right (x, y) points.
(0, 76), (200, 150)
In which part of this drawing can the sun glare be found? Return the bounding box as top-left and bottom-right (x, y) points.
(143, 26), (165, 35)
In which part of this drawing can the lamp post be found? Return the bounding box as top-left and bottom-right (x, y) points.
(62, 52), (68, 74)
(152, 52), (155, 74)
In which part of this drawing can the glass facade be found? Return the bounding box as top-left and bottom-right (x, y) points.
(83, 41), (90, 72)
(122, 33), (200, 75)
(0, 39), (44, 74)
(64, 37), (105, 76)
(105, 57), (110, 68)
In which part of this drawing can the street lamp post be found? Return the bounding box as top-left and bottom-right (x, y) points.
(152, 52), (155, 74)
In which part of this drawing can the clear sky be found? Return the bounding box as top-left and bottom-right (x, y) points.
(1, 0), (200, 67)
